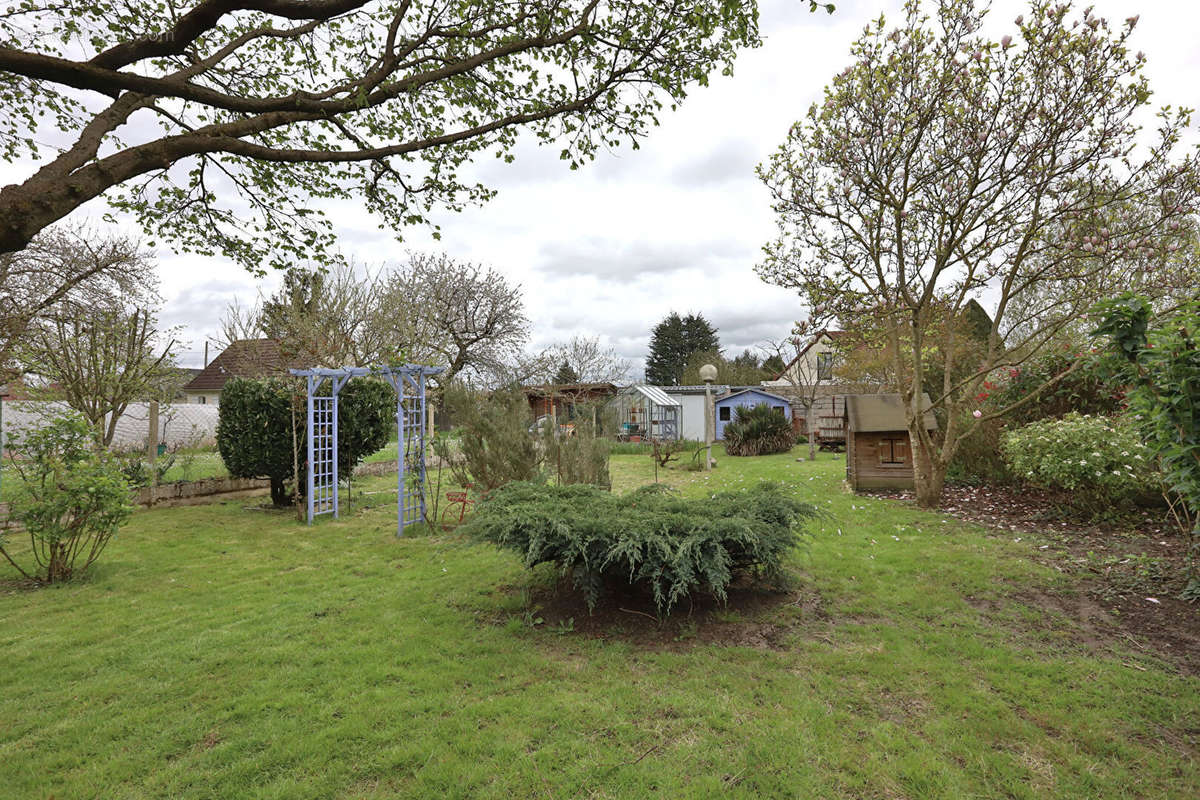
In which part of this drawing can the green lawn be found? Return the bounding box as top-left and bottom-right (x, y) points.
(1, 449), (1195, 798)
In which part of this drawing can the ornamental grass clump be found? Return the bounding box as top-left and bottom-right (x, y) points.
(462, 481), (819, 616)
(723, 403), (795, 456)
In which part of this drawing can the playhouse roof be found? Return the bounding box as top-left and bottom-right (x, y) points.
(844, 393), (937, 432)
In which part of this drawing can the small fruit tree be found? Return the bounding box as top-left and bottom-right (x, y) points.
(1, 413), (132, 583)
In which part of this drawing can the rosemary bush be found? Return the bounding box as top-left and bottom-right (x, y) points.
(462, 481), (819, 615)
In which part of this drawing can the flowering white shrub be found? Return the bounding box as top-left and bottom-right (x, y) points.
(1001, 413), (1160, 511)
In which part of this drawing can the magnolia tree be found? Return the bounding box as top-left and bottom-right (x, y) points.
(0, 0), (782, 272)
(757, 0), (1199, 506)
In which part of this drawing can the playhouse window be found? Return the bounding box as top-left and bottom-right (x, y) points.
(719, 406), (731, 421)
(878, 437), (908, 465)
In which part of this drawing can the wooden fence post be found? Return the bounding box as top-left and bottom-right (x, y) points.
(148, 400), (159, 505)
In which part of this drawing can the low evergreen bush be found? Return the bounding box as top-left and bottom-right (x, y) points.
(723, 403), (795, 456)
(462, 481), (819, 615)
(1001, 412), (1160, 515)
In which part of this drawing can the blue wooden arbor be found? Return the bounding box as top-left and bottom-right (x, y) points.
(290, 365), (443, 535)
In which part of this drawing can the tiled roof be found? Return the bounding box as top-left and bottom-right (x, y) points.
(522, 382), (618, 397)
(183, 339), (301, 393)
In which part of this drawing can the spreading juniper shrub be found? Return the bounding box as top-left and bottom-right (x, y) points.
(461, 482), (820, 616)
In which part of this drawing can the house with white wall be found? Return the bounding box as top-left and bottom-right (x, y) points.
(762, 330), (856, 390)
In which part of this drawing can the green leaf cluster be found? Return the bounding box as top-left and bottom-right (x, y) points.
(462, 481), (818, 616)
(1093, 293), (1200, 598)
(723, 403), (795, 457)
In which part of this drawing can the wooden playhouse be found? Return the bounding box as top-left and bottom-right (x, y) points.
(843, 393), (937, 490)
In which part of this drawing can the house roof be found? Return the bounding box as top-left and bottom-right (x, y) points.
(713, 387), (793, 406)
(522, 382), (618, 398)
(661, 384), (752, 396)
(844, 393), (937, 432)
(183, 339), (302, 393)
(773, 329), (858, 381)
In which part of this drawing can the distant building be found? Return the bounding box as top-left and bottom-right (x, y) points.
(762, 329), (859, 390)
(713, 388), (793, 441)
(522, 382), (619, 425)
(182, 339), (301, 405)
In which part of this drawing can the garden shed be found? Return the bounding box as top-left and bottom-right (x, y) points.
(713, 388), (792, 440)
(843, 393), (937, 490)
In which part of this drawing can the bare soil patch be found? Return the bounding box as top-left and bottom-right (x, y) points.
(481, 573), (829, 651)
(864, 483), (1200, 673)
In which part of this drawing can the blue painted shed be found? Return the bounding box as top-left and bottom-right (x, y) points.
(713, 388), (793, 440)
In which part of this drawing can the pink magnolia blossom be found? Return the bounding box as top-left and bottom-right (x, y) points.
(973, 410), (983, 419)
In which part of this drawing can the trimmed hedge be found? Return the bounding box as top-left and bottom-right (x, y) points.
(462, 481), (819, 615)
(217, 377), (393, 506)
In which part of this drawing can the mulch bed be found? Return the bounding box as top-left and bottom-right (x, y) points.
(862, 483), (1200, 673)
(479, 574), (827, 652)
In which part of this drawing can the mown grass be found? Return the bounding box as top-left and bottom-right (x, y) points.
(0, 448), (1195, 798)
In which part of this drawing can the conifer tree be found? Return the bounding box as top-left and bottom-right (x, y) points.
(553, 361), (580, 384)
(645, 312), (721, 385)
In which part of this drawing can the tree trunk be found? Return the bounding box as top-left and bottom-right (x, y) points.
(270, 477), (293, 507)
(807, 402), (817, 461)
(47, 541), (70, 582)
(910, 430), (945, 508)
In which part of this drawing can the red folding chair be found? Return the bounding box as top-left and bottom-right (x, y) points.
(442, 489), (474, 527)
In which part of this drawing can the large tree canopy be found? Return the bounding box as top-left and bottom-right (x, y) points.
(0, 0), (775, 271)
(758, 0), (1199, 506)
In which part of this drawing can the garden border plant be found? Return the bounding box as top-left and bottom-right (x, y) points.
(1, 412), (133, 583)
(722, 403), (795, 457)
(1000, 412), (1160, 519)
(1094, 293), (1200, 600)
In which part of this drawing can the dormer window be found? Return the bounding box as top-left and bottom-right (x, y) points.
(816, 352), (834, 381)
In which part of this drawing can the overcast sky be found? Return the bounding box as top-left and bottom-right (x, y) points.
(11, 0), (1200, 374)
